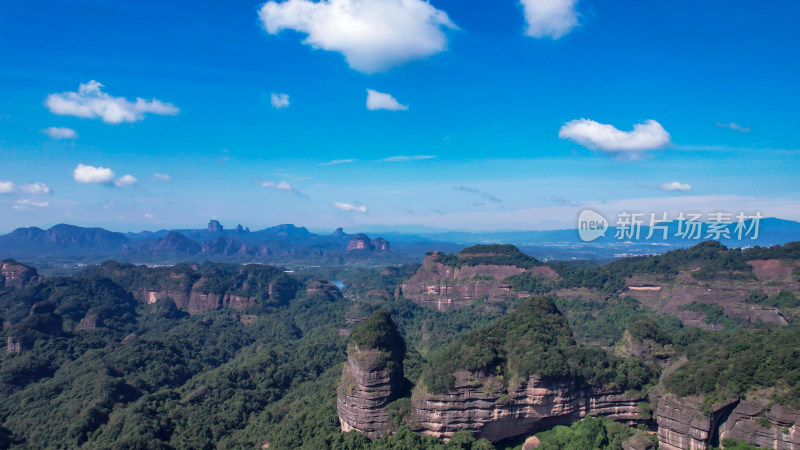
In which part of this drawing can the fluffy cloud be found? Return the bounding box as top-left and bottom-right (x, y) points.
(381, 155), (434, 161)
(366, 89), (408, 111)
(259, 0), (457, 73)
(271, 93), (290, 109)
(333, 202), (367, 212)
(41, 127), (78, 140)
(0, 181), (14, 194)
(13, 199), (50, 211)
(152, 173), (171, 181)
(659, 181), (692, 191)
(18, 182), (52, 195)
(46, 80), (178, 124)
(520, 0), (579, 39)
(73, 164), (115, 184)
(114, 175), (139, 188)
(716, 122), (750, 132)
(558, 119), (671, 155)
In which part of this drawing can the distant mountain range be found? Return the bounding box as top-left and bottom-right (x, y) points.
(2, 218), (799, 267)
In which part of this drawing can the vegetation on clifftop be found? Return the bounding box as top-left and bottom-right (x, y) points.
(421, 296), (654, 395)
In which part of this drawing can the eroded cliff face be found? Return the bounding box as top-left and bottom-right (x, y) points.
(400, 254), (557, 311)
(411, 371), (642, 442)
(0, 260), (39, 289)
(135, 289), (257, 314)
(337, 347), (402, 438)
(655, 394), (800, 450)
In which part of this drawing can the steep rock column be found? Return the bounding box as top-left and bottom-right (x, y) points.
(337, 310), (405, 438)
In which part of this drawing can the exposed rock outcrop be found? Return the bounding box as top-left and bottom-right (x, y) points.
(337, 310), (405, 438)
(411, 372), (643, 442)
(207, 220), (223, 232)
(0, 260), (39, 289)
(306, 280), (342, 300)
(136, 289), (258, 315)
(373, 238), (390, 251)
(656, 395), (800, 450)
(400, 251), (557, 311)
(347, 234), (373, 251)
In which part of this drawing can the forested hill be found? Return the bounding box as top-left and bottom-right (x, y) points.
(1, 240), (799, 448)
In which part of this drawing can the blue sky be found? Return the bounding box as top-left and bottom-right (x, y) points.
(1, 0), (799, 232)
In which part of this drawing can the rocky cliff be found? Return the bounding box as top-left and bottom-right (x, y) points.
(411, 371), (642, 442)
(135, 289), (258, 315)
(337, 310), (405, 438)
(0, 260), (39, 289)
(655, 394), (800, 449)
(400, 250), (557, 311)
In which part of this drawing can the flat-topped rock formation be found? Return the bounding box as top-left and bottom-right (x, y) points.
(337, 310), (405, 438)
(400, 246), (557, 311)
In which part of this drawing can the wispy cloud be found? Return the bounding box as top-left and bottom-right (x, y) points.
(319, 159), (357, 166)
(271, 93), (290, 109)
(46, 80), (178, 124)
(144, 213), (155, 219)
(551, 195), (579, 206)
(381, 155), (435, 162)
(41, 127), (78, 140)
(559, 118), (671, 157)
(261, 180), (308, 197)
(151, 173), (171, 181)
(454, 186), (502, 203)
(333, 202), (367, 212)
(12, 199), (50, 211)
(520, 0), (579, 39)
(18, 182), (52, 195)
(366, 89), (408, 111)
(259, 0), (457, 73)
(716, 122), (750, 132)
(659, 181), (692, 191)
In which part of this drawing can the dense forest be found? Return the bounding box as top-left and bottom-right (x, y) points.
(0, 239), (798, 448)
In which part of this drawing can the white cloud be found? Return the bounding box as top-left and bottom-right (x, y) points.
(520, 0), (579, 39)
(262, 180), (294, 191)
(366, 89), (408, 111)
(46, 80), (178, 124)
(381, 155), (434, 161)
(114, 174), (139, 188)
(271, 93), (290, 109)
(716, 122), (750, 132)
(0, 181), (14, 194)
(319, 159), (357, 166)
(333, 202), (367, 212)
(144, 213), (155, 219)
(259, 0), (457, 73)
(18, 182), (52, 195)
(74, 164), (115, 184)
(558, 119), (671, 155)
(41, 127), (78, 140)
(659, 181), (692, 191)
(262, 180), (308, 197)
(152, 173), (171, 181)
(13, 199), (49, 211)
